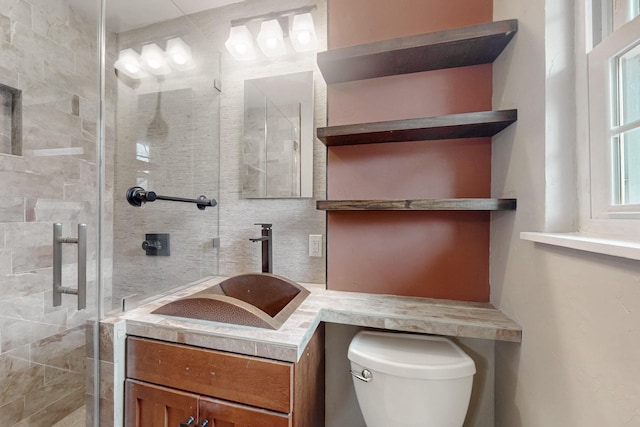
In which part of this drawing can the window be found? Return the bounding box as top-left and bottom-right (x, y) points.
(136, 141), (150, 162)
(588, 0), (640, 227)
(520, 0), (640, 257)
(612, 43), (640, 205)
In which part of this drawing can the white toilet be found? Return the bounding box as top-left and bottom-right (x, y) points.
(348, 330), (475, 427)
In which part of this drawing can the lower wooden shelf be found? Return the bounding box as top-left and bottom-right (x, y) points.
(317, 110), (517, 146)
(316, 198), (517, 211)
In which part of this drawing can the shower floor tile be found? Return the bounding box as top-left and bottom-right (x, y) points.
(52, 406), (85, 427)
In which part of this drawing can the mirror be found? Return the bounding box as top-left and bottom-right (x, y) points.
(242, 71), (314, 198)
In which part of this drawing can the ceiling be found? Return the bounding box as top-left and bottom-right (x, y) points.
(69, 0), (244, 33)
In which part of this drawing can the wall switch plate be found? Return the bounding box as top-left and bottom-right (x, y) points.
(309, 234), (322, 257)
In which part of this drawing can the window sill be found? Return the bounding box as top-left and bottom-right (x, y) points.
(520, 232), (640, 261)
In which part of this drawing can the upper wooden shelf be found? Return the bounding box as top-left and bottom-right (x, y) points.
(317, 109), (517, 146)
(317, 199), (517, 211)
(317, 19), (518, 84)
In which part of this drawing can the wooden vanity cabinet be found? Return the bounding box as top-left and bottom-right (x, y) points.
(125, 379), (290, 427)
(125, 380), (198, 427)
(125, 325), (324, 427)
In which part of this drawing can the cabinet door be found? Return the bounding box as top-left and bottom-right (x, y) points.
(125, 379), (198, 427)
(199, 396), (291, 427)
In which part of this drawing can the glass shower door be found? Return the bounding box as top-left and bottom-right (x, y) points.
(0, 0), (101, 425)
(106, 2), (221, 309)
(94, 0), (221, 425)
(0, 0), (221, 425)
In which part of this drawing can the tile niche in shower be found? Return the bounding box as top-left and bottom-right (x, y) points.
(0, 83), (22, 156)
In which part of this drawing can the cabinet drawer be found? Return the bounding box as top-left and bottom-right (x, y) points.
(126, 337), (293, 413)
(200, 396), (291, 427)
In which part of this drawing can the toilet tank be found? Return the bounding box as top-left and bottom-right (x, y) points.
(348, 331), (476, 427)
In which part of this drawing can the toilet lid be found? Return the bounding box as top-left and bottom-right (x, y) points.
(348, 331), (476, 380)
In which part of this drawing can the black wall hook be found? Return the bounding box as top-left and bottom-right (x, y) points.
(126, 186), (217, 211)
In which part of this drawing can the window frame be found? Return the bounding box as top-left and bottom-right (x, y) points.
(586, 7), (640, 236)
(520, 0), (640, 257)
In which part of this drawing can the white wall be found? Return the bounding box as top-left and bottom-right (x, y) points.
(492, 0), (640, 425)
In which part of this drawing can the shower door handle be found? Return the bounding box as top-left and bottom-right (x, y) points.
(53, 223), (87, 310)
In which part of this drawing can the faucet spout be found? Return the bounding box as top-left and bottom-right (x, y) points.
(250, 223), (272, 273)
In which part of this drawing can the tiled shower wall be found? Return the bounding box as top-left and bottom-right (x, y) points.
(0, 1), (114, 425)
(213, 0), (327, 282)
(111, 15), (222, 306)
(111, 0), (327, 307)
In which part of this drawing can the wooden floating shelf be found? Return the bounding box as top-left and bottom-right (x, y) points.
(317, 19), (518, 84)
(317, 110), (517, 146)
(317, 199), (517, 211)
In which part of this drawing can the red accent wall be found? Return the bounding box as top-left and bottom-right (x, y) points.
(328, 0), (493, 49)
(326, 0), (494, 301)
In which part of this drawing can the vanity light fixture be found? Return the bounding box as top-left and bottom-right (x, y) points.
(290, 13), (317, 52)
(140, 43), (172, 75)
(114, 48), (149, 79)
(225, 5), (318, 60)
(166, 37), (195, 71)
(116, 39), (196, 79)
(256, 19), (287, 57)
(225, 25), (257, 61)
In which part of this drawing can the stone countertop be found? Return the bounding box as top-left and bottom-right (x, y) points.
(110, 276), (521, 363)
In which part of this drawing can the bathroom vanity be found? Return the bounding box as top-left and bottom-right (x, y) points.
(125, 325), (324, 427)
(100, 276), (521, 427)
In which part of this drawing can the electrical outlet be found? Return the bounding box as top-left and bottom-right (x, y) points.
(309, 234), (322, 257)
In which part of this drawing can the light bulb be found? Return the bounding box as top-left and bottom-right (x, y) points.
(125, 63), (139, 74)
(235, 43), (248, 55)
(257, 19), (286, 57)
(266, 37), (278, 50)
(225, 25), (256, 61)
(172, 53), (187, 65)
(114, 48), (148, 79)
(297, 31), (311, 45)
(166, 37), (195, 70)
(290, 13), (317, 52)
(140, 43), (171, 75)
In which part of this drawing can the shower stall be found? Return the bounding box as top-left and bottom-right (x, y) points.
(0, 0), (221, 425)
(0, 0), (326, 424)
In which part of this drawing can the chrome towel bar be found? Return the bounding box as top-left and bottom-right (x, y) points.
(53, 223), (87, 310)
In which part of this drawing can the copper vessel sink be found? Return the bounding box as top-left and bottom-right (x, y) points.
(152, 273), (310, 329)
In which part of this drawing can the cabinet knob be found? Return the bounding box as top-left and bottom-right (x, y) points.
(179, 416), (195, 427)
(196, 420), (209, 427)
